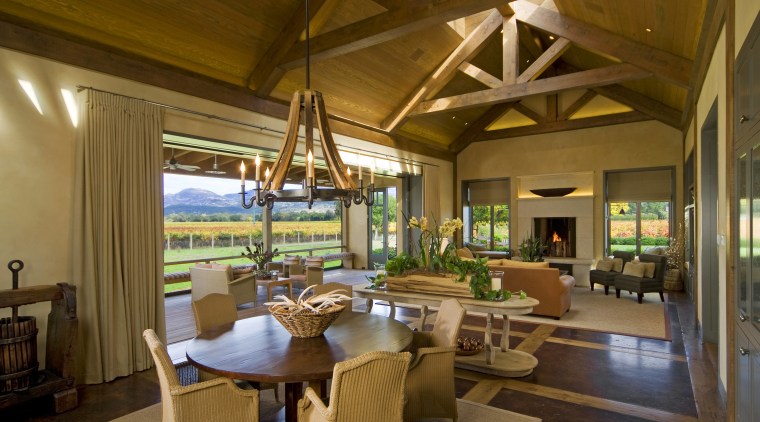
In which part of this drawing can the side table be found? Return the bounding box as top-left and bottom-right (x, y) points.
(256, 277), (292, 302)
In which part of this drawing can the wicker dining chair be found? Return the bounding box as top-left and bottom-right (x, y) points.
(312, 282), (353, 308)
(298, 351), (412, 422)
(143, 329), (260, 422)
(404, 298), (466, 422)
(191, 294), (279, 402)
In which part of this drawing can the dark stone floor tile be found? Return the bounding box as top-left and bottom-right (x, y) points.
(454, 377), (478, 398)
(530, 341), (698, 417)
(489, 387), (653, 422)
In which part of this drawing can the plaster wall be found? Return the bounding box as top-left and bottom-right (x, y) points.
(0, 46), (452, 366)
(456, 120), (683, 265)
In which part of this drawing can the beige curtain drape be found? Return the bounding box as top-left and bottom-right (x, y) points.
(72, 89), (166, 384)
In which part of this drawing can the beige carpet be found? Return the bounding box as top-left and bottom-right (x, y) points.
(509, 286), (670, 340)
(111, 397), (540, 422)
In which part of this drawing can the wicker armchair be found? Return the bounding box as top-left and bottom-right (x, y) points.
(191, 294), (279, 401)
(142, 329), (260, 422)
(298, 351), (412, 422)
(312, 282), (353, 308)
(404, 298), (465, 422)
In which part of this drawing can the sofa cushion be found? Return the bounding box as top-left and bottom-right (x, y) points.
(622, 262), (645, 277)
(500, 260), (550, 268)
(595, 259), (614, 272)
(465, 242), (487, 252)
(486, 259), (505, 267)
(456, 247), (475, 259)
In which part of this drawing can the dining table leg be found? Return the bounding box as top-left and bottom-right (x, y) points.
(284, 382), (303, 422)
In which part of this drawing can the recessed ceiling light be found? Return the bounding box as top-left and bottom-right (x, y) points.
(645, 28), (652, 32)
(548, 35), (555, 40)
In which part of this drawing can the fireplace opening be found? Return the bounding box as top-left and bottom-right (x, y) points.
(534, 217), (576, 257)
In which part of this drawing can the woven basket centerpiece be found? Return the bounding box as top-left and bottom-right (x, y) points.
(270, 304), (345, 338)
(266, 285), (351, 338)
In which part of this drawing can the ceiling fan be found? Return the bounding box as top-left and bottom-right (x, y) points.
(163, 148), (200, 172)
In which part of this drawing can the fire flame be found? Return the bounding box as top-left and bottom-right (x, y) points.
(552, 231), (562, 242)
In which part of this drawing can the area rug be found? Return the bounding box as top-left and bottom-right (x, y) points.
(509, 287), (670, 340)
(110, 398), (540, 422)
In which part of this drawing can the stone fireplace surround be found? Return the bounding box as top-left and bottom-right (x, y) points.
(516, 172), (594, 286)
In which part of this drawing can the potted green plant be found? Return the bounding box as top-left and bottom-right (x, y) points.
(242, 242), (280, 279)
(518, 234), (545, 262)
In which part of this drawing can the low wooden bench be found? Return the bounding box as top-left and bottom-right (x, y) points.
(164, 264), (256, 285)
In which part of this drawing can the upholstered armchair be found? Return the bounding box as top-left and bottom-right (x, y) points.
(191, 294), (279, 401)
(589, 250), (635, 295)
(298, 351), (412, 422)
(142, 329), (260, 422)
(614, 253), (668, 303)
(189, 264), (257, 306)
(290, 256), (324, 289)
(404, 298), (465, 422)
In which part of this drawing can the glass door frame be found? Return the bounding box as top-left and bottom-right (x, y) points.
(368, 188), (389, 268)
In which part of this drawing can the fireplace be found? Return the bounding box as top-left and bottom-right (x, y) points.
(534, 217), (576, 258)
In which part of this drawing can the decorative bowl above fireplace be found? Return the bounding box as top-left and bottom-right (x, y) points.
(529, 187), (577, 197)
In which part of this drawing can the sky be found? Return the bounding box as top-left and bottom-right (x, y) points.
(163, 174), (239, 195)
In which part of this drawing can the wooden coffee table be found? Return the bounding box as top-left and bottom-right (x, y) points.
(256, 276), (292, 302)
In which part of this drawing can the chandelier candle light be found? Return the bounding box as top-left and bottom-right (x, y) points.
(240, 0), (374, 210)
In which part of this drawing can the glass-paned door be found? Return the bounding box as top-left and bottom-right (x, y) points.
(738, 152), (750, 321)
(609, 202), (638, 254)
(471, 205), (492, 247)
(369, 188), (396, 267)
(608, 201), (671, 255)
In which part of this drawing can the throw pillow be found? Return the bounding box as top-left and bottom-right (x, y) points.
(595, 259), (614, 272)
(233, 266), (254, 275)
(622, 262), (646, 277)
(456, 247), (475, 259)
(611, 257), (624, 272)
(641, 262), (656, 278)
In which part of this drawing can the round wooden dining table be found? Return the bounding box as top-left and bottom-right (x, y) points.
(185, 311), (413, 422)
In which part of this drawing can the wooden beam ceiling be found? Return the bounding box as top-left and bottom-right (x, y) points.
(477, 111), (652, 141)
(382, 7), (505, 132)
(412, 63), (651, 116)
(510, 0), (693, 89)
(277, 0), (510, 71)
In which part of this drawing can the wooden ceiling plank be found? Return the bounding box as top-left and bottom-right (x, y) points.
(592, 84), (682, 129)
(679, 0), (726, 130)
(412, 63), (651, 116)
(515, 37), (570, 83)
(381, 8), (505, 132)
(0, 20), (452, 162)
(458, 61), (502, 89)
(450, 102), (517, 153)
(476, 111), (652, 141)
(503, 15), (519, 85)
(557, 90), (596, 120)
(514, 102), (545, 123)
(248, 0), (329, 97)
(511, 0), (692, 88)
(278, 0), (510, 70)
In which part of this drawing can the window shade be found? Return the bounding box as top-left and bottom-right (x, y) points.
(468, 179), (510, 206)
(606, 169), (672, 201)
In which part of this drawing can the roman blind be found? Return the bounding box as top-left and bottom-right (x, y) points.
(606, 169), (672, 201)
(468, 179), (510, 206)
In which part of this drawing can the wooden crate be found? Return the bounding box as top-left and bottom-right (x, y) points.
(385, 273), (472, 297)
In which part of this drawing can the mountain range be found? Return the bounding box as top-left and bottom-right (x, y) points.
(164, 188), (335, 214)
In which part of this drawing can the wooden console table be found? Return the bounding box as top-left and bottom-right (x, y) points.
(0, 283), (78, 412)
(353, 286), (539, 377)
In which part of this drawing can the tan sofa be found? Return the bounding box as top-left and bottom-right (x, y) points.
(487, 260), (576, 319)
